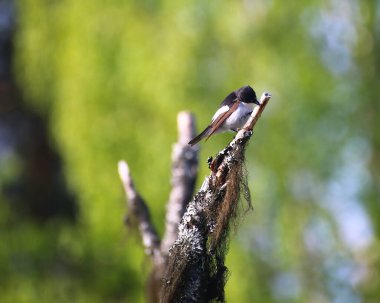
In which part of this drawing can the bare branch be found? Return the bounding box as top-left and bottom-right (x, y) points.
(118, 160), (161, 262)
(161, 112), (199, 255)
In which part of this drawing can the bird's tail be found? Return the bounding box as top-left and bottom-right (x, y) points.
(188, 125), (212, 146)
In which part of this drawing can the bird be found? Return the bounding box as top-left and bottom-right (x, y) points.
(188, 85), (260, 146)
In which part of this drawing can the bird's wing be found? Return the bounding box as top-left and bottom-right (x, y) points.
(211, 105), (229, 122)
(211, 91), (237, 122)
(206, 99), (240, 140)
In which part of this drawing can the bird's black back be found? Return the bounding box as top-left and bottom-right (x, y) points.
(219, 91), (238, 107)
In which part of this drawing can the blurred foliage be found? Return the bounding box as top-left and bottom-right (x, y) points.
(0, 0), (379, 302)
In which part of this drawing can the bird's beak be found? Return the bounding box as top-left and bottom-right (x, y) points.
(254, 99), (261, 105)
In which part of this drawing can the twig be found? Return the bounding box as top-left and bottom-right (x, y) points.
(244, 92), (272, 131)
(118, 161), (161, 263)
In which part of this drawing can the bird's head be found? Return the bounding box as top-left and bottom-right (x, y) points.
(237, 85), (260, 105)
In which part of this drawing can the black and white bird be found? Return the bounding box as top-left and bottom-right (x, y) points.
(188, 85), (260, 146)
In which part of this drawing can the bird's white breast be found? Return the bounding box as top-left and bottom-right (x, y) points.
(223, 102), (254, 131)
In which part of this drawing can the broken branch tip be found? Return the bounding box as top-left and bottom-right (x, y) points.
(118, 160), (130, 183)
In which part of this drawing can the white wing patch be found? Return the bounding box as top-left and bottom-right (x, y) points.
(211, 105), (229, 122)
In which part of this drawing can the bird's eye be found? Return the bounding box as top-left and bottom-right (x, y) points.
(265, 93), (269, 97)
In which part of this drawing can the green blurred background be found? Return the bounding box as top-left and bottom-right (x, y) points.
(1, 0), (379, 302)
